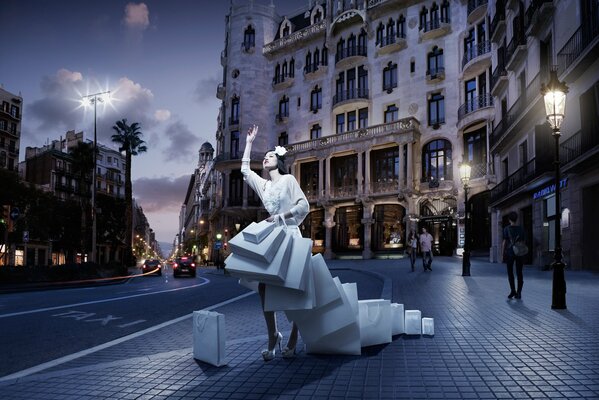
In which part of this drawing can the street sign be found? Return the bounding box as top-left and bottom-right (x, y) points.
(23, 230), (29, 243)
(10, 207), (20, 220)
(214, 241), (222, 250)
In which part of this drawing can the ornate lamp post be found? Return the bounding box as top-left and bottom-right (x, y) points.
(541, 69), (568, 310)
(459, 162), (472, 276)
(81, 91), (110, 264)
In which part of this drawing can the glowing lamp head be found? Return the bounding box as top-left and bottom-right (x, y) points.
(541, 70), (569, 131)
(459, 162), (471, 186)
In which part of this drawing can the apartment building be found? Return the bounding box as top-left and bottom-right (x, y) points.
(0, 87), (22, 173)
(211, 0), (501, 259)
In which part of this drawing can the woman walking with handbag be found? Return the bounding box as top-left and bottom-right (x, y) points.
(240, 125), (310, 360)
(407, 231), (418, 272)
(502, 211), (527, 299)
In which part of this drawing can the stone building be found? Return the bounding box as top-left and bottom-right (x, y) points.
(212, 0), (500, 259)
(0, 86), (22, 173)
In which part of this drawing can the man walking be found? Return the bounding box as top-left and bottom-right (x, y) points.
(419, 227), (433, 271)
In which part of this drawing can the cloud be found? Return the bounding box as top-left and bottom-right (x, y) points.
(123, 3), (150, 31)
(133, 174), (190, 213)
(161, 120), (200, 160)
(154, 109), (171, 122)
(194, 76), (219, 103)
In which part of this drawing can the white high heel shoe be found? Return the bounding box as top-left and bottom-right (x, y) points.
(261, 332), (282, 361)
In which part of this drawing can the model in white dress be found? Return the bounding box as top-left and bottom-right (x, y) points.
(240, 124), (310, 361)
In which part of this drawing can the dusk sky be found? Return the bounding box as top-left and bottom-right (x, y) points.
(1, 0), (306, 249)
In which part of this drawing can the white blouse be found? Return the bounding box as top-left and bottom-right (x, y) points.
(241, 158), (310, 226)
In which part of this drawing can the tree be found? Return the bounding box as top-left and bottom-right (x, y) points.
(69, 141), (95, 255)
(111, 119), (147, 266)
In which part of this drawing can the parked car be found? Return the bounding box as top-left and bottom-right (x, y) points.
(142, 259), (162, 276)
(173, 256), (196, 278)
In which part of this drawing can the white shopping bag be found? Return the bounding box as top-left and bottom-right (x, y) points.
(242, 220), (275, 243)
(193, 310), (226, 367)
(229, 225), (285, 264)
(306, 322), (361, 356)
(310, 254), (341, 308)
(225, 233), (292, 283)
(404, 310), (422, 335)
(266, 237), (313, 291)
(422, 317), (434, 336)
(391, 303), (405, 336)
(342, 282), (359, 318)
(358, 299), (392, 347)
(263, 264), (315, 311)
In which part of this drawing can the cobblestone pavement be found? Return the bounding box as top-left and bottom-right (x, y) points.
(1, 257), (598, 399)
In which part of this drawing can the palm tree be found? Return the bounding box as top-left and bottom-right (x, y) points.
(111, 119), (147, 266)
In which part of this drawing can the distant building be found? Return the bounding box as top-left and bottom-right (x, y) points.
(0, 86), (23, 173)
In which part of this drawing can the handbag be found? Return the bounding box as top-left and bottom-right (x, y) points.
(192, 310), (226, 367)
(508, 227), (529, 257)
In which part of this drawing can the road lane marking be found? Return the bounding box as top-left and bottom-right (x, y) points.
(0, 290), (255, 382)
(0, 278), (210, 319)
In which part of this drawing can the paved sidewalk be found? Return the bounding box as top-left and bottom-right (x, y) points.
(1, 257), (598, 399)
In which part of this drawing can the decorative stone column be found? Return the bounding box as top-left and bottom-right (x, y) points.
(323, 206), (336, 260)
(357, 151), (363, 195)
(364, 149), (371, 195)
(361, 201), (375, 259)
(407, 142), (414, 190)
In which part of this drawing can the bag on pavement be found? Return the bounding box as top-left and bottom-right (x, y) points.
(193, 310), (226, 367)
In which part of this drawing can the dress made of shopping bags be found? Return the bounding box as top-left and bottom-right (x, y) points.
(228, 223), (286, 264)
(193, 310), (226, 367)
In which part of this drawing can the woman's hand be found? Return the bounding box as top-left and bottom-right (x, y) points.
(247, 124), (258, 144)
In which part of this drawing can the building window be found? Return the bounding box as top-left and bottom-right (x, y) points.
(465, 78), (476, 112)
(441, 0), (450, 22)
(383, 62), (398, 92)
(347, 111), (356, 131)
(422, 139), (452, 182)
(376, 23), (384, 46)
(371, 147), (399, 185)
(310, 124), (321, 139)
(229, 170), (243, 206)
(464, 28), (475, 63)
(384, 104), (399, 123)
(427, 46), (444, 76)
(519, 140), (528, 167)
(336, 113), (345, 134)
(310, 86), (322, 112)
(419, 6), (428, 30)
(278, 131), (288, 146)
(231, 96), (239, 124)
(464, 127), (487, 170)
(313, 8), (323, 23)
(397, 14), (406, 37)
(358, 65), (368, 92)
(278, 96), (289, 120)
(410, 60), (416, 73)
(0, 120), (6, 131)
(428, 92), (445, 126)
(243, 25), (255, 51)
(10, 105), (19, 119)
(300, 161), (319, 197)
(358, 29), (367, 52)
(359, 108), (368, 128)
(230, 130), (240, 159)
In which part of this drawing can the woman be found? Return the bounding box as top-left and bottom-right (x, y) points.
(407, 231), (418, 272)
(502, 211), (526, 299)
(240, 124), (310, 361)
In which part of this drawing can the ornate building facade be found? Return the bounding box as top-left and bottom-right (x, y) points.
(0, 86), (22, 173)
(212, 0), (498, 259)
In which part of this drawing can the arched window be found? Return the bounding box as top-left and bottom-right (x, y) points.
(243, 25), (255, 51)
(430, 2), (440, 26)
(384, 104), (399, 123)
(274, 63), (281, 83)
(441, 0), (450, 22)
(427, 46), (444, 76)
(278, 96), (289, 119)
(230, 96), (239, 124)
(347, 34), (356, 55)
(310, 124), (321, 139)
(289, 58), (295, 77)
(376, 23), (384, 46)
(313, 8), (323, 23)
(305, 51), (312, 73)
(422, 139), (453, 182)
(282, 24), (290, 37)
(383, 61), (398, 92)
(322, 46), (328, 65)
(358, 29), (367, 54)
(282, 60), (288, 77)
(314, 47), (320, 66)
(386, 18), (395, 43)
(397, 14), (406, 38)
(419, 6), (428, 30)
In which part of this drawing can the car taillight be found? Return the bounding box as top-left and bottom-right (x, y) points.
(173, 263), (178, 268)
(191, 263), (195, 267)
(157, 264), (161, 268)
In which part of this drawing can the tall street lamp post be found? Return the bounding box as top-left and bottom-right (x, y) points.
(81, 91), (110, 264)
(541, 69), (568, 310)
(460, 162), (471, 277)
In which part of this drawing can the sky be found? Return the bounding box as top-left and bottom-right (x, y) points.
(1, 0), (307, 250)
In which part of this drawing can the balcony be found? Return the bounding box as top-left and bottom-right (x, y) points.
(335, 45), (367, 68)
(376, 33), (407, 56)
(0, 108), (20, 121)
(419, 18), (451, 41)
(505, 34), (527, 71)
(213, 151), (263, 171)
(287, 117), (420, 155)
(557, 16), (599, 81)
(369, 179), (399, 195)
(272, 73), (295, 90)
(525, 0), (554, 37)
(490, 158), (542, 204)
(467, 0), (488, 24)
(275, 111), (289, 124)
(490, 10), (506, 43)
(491, 65), (508, 96)
(426, 67), (446, 83)
(462, 40), (492, 74)
(216, 83), (226, 100)
(263, 20), (326, 56)
(330, 185), (358, 199)
(303, 63), (328, 79)
(561, 129), (599, 173)
(457, 94), (494, 130)
(332, 88), (369, 113)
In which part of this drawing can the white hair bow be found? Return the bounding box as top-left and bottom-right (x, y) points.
(274, 146), (287, 157)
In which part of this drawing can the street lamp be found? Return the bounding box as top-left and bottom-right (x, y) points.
(215, 233), (223, 268)
(81, 90), (111, 264)
(541, 69), (569, 310)
(459, 162), (472, 277)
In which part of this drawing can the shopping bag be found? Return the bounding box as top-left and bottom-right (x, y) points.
(266, 236), (313, 291)
(342, 282), (359, 318)
(229, 225), (286, 264)
(242, 220), (275, 243)
(310, 254), (341, 308)
(422, 317), (434, 336)
(404, 310), (422, 335)
(358, 299), (392, 347)
(391, 303), (405, 336)
(225, 233), (292, 283)
(192, 310), (226, 367)
(263, 265), (315, 311)
(306, 322), (361, 356)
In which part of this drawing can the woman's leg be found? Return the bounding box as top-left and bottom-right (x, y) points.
(506, 258), (516, 296)
(285, 322), (299, 350)
(516, 257), (524, 296)
(258, 283), (279, 349)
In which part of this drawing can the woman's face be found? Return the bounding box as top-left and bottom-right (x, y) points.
(263, 152), (278, 170)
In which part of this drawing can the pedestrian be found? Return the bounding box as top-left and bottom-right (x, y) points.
(419, 227), (434, 271)
(240, 124), (310, 361)
(502, 211), (526, 299)
(407, 231), (418, 272)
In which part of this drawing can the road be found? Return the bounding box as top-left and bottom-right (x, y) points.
(0, 266), (249, 378)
